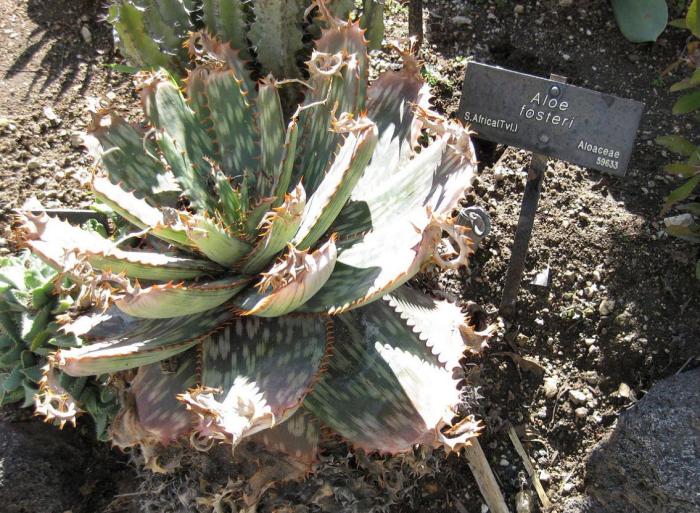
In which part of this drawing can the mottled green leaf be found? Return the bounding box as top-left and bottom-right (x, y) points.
(108, 2), (171, 69)
(115, 275), (251, 318)
(180, 314), (329, 447)
(55, 305), (236, 376)
(656, 135), (698, 157)
(249, 0), (305, 79)
(202, 0), (250, 57)
(304, 289), (483, 453)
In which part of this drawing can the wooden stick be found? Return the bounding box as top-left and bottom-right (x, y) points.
(463, 439), (510, 513)
(407, 0), (423, 51)
(507, 425), (553, 509)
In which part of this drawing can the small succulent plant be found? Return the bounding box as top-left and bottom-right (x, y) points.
(0, 252), (118, 440)
(17, 8), (490, 470)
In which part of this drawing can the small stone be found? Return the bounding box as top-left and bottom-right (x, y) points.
(481, 503), (489, 513)
(569, 389), (587, 405)
(70, 133), (84, 148)
(80, 25), (92, 44)
(544, 377), (559, 399)
(539, 470), (551, 483)
(515, 489), (533, 513)
(514, 4), (525, 14)
(0, 237), (6, 247)
(618, 382), (632, 399)
(43, 107), (61, 125)
(592, 269), (602, 282)
(494, 165), (507, 181)
(599, 299), (615, 316)
(516, 333), (529, 346)
(0, 117), (12, 129)
(562, 53), (571, 61)
(559, 0), (573, 6)
(499, 458), (509, 467)
(27, 159), (41, 171)
(575, 407), (589, 420)
(536, 406), (548, 419)
(452, 15), (472, 26)
(34, 177), (47, 187)
(562, 482), (575, 494)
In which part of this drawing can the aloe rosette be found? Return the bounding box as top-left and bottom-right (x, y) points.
(17, 13), (490, 466)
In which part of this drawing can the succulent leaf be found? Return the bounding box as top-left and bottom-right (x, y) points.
(180, 314), (330, 449)
(234, 237), (337, 317)
(242, 183), (307, 275)
(205, 67), (260, 181)
(115, 276), (252, 318)
(303, 288), (484, 453)
(53, 305), (237, 376)
(131, 355), (197, 444)
(185, 215), (252, 267)
(256, 78), (287, 199)
(249, 0), (305, 79)
(84, 113), (180, 204)
(292, 118), (377, 250)
(202, 0), (250, 59)
(108, 2), (171, 69)
(20, 213), (220, 281)
(252, 408), (320, 467)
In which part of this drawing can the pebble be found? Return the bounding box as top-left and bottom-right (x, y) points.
(562, 482), (575, 494)
(539, 470), (551, 483)
(569, 389), (587, 405)
(618, 382), (632, 399)
(543, 377), (559, 398)
(481, 504), (489, 513)
(452, 15), (472, 26)
(70, 133), (84, 148)
(27, 159), (41, 171)
(599, 299), (615, 316)
(34, 177), (46, 187)
(499, 458), (509, 467)
(80, 25), (92, 44)
(575, 407), (589, 420)
(515, 490), (533, 513)
(514, 4), (525, 15)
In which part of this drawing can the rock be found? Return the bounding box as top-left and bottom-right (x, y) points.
(514, 4), (525, 15)
(543, 377), (559, 399)
(27, 159), (41, 171)
(598, 299), (615, 316)
(0, 420), (89, 513)
(538, 470), (551, 483)
(80, 25), (92, 44)
(575, 407), (589, 420)
(452, 15), (472, 26)
(515, 489), (533, 513)
(568, 369), (700, 513)
(569, 389), (587, 405)
(617, 382), (632, 399)
(563, 482), (576, 494)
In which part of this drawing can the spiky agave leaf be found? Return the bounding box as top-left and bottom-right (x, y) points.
(303, 286), (489, 454)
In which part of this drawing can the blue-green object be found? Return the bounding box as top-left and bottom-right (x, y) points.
(612, 0), (668, 43)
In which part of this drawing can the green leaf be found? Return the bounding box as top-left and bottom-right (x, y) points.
(670, 69), (700, 92)
(202, 0), (250, 58)
(687, 0), (700, 38)
(293, 120), (378, 250)
(673, 89), (700, 115)
(249, 0), (305, 79)
(21, 214), (220, 282)
(55, 305), (237, 376)
(656, 135), (697, 156)
(664, 174), (700, 210)
(115, 275), (252, 319)
(234, 237), (337, 317)
(301, 121), (477, 313)
(84, 113), (180, 205)
(256, 78), (287, 199)
(108, 2), (171, 69)
(185, 215), (252, 267)
(252, 409), (320, 468)
(241, 183), (306, 275)
(611, 0), (668, 43)
(303, 288), (486, 453)
(360, 0), (384, 50)
(180, 314), (330, 448)
(664, 162), (699, 177)
(204, 68), (259, 182)
(130, 355), (197, 444)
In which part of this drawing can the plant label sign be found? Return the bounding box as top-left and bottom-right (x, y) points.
(457, 62), (644, 176)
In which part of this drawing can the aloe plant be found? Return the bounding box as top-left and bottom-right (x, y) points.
(16, 11), (489, 469)
(108, 0), (385, 79)
(0, 252), (118, 440)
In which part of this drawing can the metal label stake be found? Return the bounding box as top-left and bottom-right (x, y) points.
(457, 63), (643, 315)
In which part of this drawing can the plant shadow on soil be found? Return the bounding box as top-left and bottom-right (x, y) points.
(5, 0), (116, 97)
